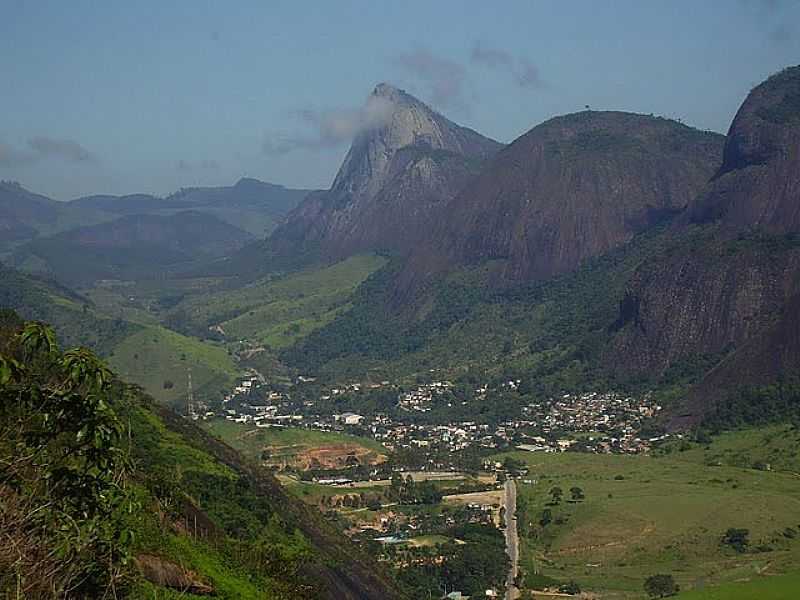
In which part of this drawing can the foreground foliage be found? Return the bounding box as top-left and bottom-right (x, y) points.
(0, 312), (134, 597)
(0, 311), (401, 599)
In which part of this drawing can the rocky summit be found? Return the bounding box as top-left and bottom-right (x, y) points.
(269, 83), (502, 258)
(607, 66), (800, 421)
(394, 110), (724, 299)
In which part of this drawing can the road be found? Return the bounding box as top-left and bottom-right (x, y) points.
(504, 479), (520, 600)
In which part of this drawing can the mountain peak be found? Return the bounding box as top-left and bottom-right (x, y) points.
(330, 84), (501, 199)
(372, 82), (405, 98)
(370, 82), (420, 107)
(684, 64), (800, 234)
(267, 85), (502, 259)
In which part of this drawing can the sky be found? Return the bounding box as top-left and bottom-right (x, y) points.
(0, 0), (798, 200)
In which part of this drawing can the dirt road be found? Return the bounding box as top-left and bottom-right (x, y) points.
(504, 479), (520, 600)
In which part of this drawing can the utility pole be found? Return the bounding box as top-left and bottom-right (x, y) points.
(187, 367), (195, 419)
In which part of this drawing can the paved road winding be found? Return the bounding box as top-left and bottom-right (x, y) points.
(504, 479), (520, 600)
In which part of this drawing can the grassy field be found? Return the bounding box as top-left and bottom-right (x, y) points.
(108, 325), (238, 407)
(494, 430), (800, 599)
(674, 570), (800, 599)
(170, 254), (387, 349)
(656, 424), (800, 474)
(203, 419), (388, 462)
(277, 475), (393, 505)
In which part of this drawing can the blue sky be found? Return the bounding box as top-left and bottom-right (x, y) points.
(1, 0), (798, 199)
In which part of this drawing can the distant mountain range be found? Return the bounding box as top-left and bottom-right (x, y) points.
(2, 66), (800, 427)
(0, 177), (315, 285)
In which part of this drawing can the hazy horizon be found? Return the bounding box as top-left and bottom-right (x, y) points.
(1, 0), (799, 199)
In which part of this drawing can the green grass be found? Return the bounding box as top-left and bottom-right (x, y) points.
(108, 325), (238, 407)
(675, 570), (800, 599)
(656, 425), (800, 474)
(280, 477), (390, 504)
(123, 406), (305, 599)
(170, 254), (387, 349)
(494, 443), (800, 599)
(204, 419), (387, 461)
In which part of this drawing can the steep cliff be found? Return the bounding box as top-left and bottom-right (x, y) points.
(395, 111), (724, 298)
(269, 83), (502, 258)
(607, 66), (800, 420)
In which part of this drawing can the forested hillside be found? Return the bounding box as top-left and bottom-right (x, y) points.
(0, 312), (403, 599)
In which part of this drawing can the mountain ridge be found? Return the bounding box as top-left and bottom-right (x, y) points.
(607, 65), (800, 423)
(392, 110), (725, 303)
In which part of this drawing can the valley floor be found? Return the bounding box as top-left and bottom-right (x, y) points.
(494, 427), (800, 598)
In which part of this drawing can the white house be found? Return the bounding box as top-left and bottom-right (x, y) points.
(341, 412), (364, 426)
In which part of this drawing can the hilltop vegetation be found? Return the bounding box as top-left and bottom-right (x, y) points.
(165, 254), (387, 347)
(107, 324), (238, 408)
(0, 313), (402, 599)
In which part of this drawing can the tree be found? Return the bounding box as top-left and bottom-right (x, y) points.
(722, 528), (750, 553)
(0, 321), (135, 596)
(539, 508), (552, 527)
(549, 486), (563, 504)
(569, 486), (584, 502)
(559, 581), (581, 594)
(644, 574), (679, 598)
(502, 456), (527, 477)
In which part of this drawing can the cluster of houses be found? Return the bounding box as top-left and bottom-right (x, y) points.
(205, 369), (667, 460)
(398, 380), (454, 412)
(519, 391), (664, 454)
(222, 371), (266, 404)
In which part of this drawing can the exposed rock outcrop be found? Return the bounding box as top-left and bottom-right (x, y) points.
(395, 111), (724, 299)
(135, 554), (215, 595)
(269, 83), (502, 258)
(607, 66), (800, 421)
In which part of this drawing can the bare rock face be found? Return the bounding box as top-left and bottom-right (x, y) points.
(331, 83), (500, 199)
(683, 66), (800, 233)
(673, 291), (800, 428)
(269, 84), (502, 257)
(394, 111), (724, 298)
(135, 554), (215, 595)
(607, 66), (800, 417)
(607, 237), (800, 375)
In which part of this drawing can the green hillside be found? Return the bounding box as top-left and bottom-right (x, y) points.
(0, 264), (240, 409)
(674, 571), (800, 599)
(168, 253), (387, 349)
(282, 228), (692, 392)
(0, 262), (138, 352)
(655, 424), (800, 474)
(108, 325), (238, 408)
(0, 314), (403, 599)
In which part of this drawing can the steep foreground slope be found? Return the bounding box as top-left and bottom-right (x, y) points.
(268, 83), (502, 260)
(395, 111), (724, 298)
(0, 312), (403, 599)
(607, 66), (800, 421)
